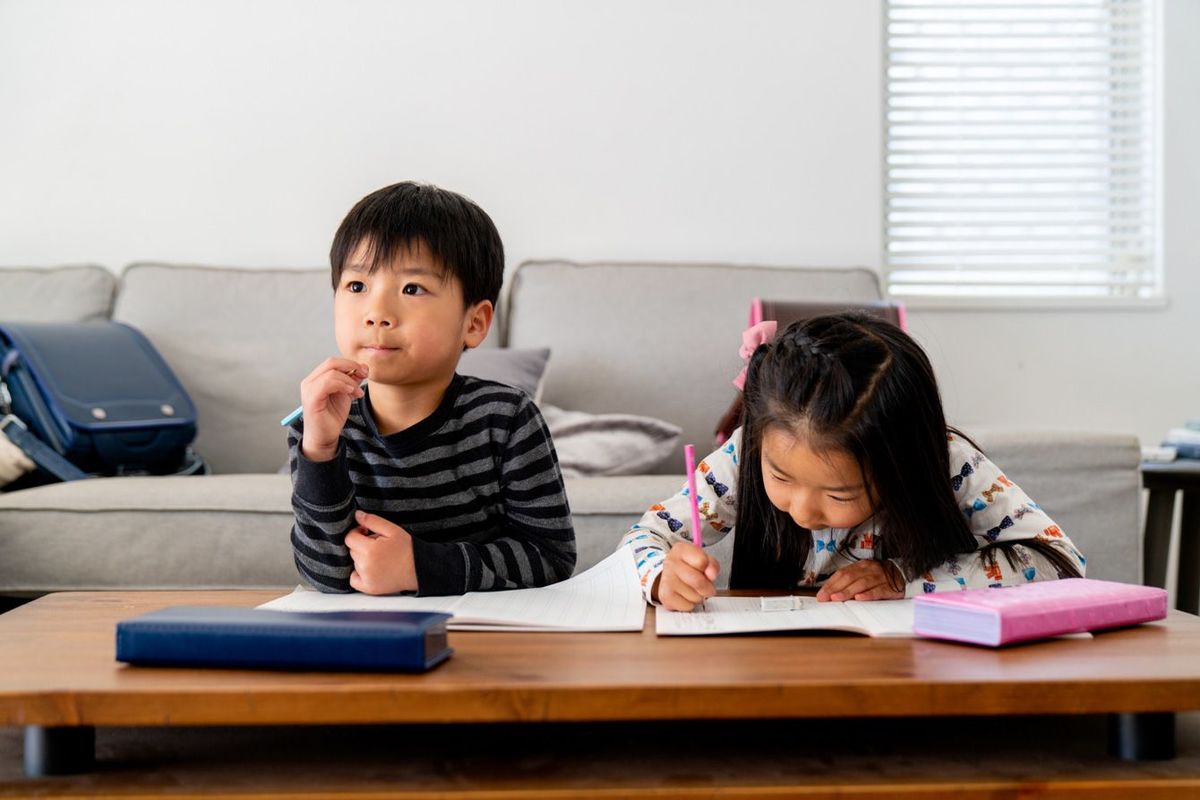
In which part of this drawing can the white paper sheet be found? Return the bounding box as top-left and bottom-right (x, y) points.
(655, 596), (915, 637)
(258, 547), (647, 632)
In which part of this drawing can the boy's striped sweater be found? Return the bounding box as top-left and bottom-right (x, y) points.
(289, 373), (576, 595)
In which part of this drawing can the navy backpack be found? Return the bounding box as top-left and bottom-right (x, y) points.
(0, 321), (205, 486)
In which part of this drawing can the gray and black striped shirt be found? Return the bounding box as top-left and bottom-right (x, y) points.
(288, 374), (576, 595)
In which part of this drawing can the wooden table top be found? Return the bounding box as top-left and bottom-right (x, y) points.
(4, 590), (1200, 727)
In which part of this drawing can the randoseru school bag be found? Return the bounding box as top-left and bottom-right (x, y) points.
(0, 321), (205, 486)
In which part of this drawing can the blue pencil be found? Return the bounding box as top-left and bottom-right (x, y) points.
(280, 405), (303, 427)
(280, 371), (367, 426)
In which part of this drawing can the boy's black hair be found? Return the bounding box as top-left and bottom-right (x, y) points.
(329, 181), (504, 308)
(728, 312), (1080, 590)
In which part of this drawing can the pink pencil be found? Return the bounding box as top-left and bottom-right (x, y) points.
(684, 444), (703, 547)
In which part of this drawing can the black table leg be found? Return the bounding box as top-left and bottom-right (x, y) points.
(1178, 491), (1200, 615)
(1108, 712), (1175, 760)
(24, 725), (95, 776)
(1143, 487), (1175, 590)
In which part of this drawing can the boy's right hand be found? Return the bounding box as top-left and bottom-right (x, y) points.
(299, 358), (368, 462)
(653, 542), (720, 612)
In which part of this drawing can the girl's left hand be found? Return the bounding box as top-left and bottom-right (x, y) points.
(816, 560), (905, 602)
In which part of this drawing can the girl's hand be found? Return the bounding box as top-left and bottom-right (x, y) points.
(299, 357), (368, 461)
(345, 510), (418, 595)
(653, 542), (720, 611)
(817, 559), (905, 602)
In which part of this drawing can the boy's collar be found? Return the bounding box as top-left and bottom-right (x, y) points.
(359, 373), (465, 450)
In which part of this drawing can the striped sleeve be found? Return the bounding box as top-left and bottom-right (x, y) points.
(410, 396), (576, 595)
(287, 423), (357, 593)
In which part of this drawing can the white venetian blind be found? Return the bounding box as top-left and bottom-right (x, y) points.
(884, 0), (1159, 301)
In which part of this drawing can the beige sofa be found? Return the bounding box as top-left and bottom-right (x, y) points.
(0, 262), (1142, 595)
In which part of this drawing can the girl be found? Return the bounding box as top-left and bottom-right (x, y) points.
(620, 312), (1085, 612)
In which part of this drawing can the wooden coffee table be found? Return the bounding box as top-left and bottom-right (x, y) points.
(3, 590), (1200, 796)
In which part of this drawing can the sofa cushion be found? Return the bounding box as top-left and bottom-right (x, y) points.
(0, 428), (1138, 594)
(0, 475), (297, 593)
(114, 263), (334, 474)
(458, 347), (550, 403)
(504, 261), (882, 473)
(0, 473), (694, 593)
(544, 405), (682, 478)
(0, 265), (116, 322)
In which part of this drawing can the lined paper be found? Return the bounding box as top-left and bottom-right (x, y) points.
(656, 597), (915, 637)
(258, 547), (646, 632)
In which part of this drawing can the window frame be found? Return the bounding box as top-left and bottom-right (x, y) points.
(880, 0), (1165, 311)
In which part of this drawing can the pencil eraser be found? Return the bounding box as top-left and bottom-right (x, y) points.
(760, 596), (800, 612)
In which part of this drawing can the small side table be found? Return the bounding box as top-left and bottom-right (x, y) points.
(1142, 460), (1200, 614)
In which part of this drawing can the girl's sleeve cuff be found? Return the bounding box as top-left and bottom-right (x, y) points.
(905, 575), (968, 598)
(641, 561), (666, 606)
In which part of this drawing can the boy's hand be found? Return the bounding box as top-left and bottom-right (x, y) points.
(817, 560), (905, 602)
(345, 510), (418, 595)
(300, 358), (368, 461)
(653, 542), (720, 612)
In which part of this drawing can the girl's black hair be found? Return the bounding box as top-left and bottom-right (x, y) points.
(728, 312), (1076, 589)
(329, 181), (503, 308)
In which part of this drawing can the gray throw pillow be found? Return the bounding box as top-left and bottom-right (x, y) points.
(542, 405), (682, 478)
(458, 347), (551, 402)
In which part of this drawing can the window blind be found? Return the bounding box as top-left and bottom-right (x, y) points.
(883, 0), (1158, 301)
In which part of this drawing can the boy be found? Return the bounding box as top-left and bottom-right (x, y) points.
(289, 182), (576, 595)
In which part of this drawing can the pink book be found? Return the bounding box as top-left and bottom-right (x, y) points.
(912, 579), (1168, 647)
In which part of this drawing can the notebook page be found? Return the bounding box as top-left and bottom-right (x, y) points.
(450, 547), (645, 631)
(843, 599), (916, 637)
(258, 547), (645, 632)
(258, 589), (461, 615)
(656, 596), (883, 636)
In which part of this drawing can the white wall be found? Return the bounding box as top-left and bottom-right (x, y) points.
(1, 0), (1195, 445)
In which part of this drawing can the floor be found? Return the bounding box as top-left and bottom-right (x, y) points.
(3, 714), (1200, 797)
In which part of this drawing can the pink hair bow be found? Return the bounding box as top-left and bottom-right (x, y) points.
(732, 320), (777, 390)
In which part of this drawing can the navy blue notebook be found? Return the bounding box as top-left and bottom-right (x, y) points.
(116, 606), (453, 672)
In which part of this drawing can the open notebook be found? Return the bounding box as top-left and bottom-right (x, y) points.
(656, 596), (917, 637)
(258, 547), (646, 632)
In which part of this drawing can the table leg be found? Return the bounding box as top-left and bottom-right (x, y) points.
(1177, 491), (1200, 615)
(23, 725), (95, 776)
(1143, 488), (1175, 589)
(1107, 712), (1175, 760)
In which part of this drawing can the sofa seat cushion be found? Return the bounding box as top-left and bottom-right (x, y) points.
(0, 474), (700, 594)
(0, 429), (1132, 595)
(0, 475), (297, 594)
